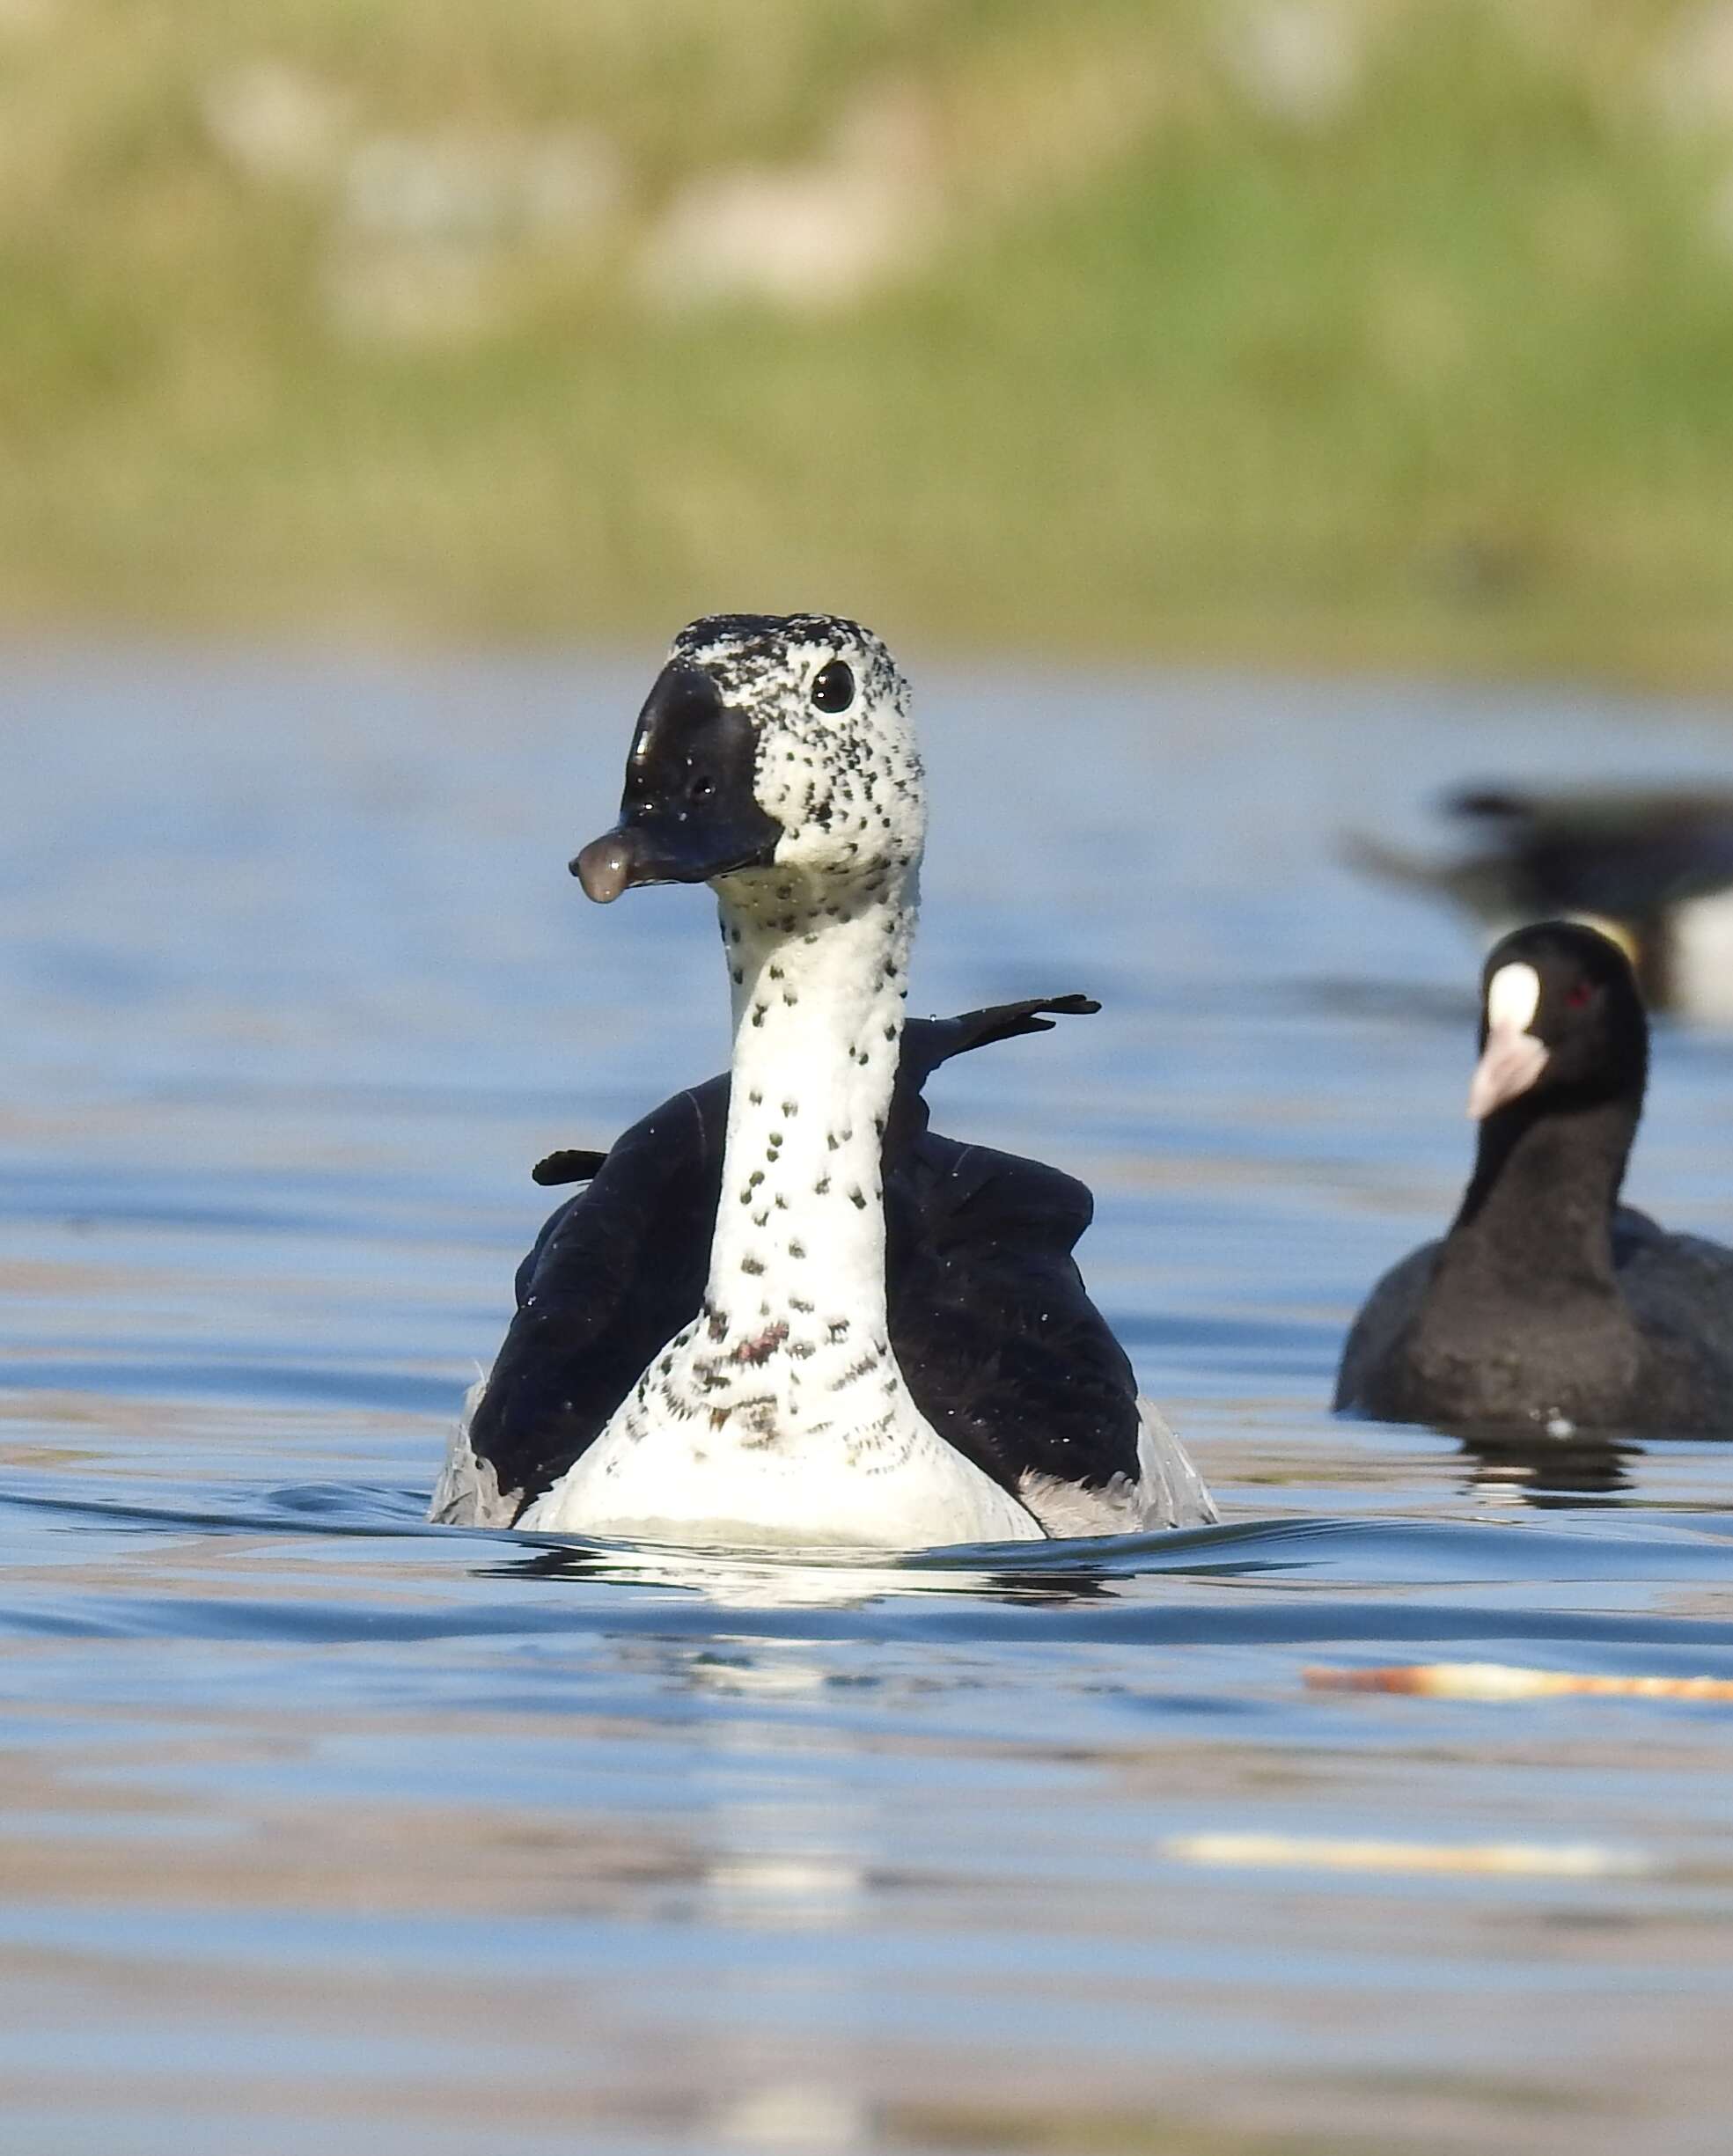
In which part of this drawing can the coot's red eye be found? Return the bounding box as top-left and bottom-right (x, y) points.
(1565, 981), (1593, 1008)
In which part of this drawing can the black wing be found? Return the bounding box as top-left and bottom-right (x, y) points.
(464, 1082), (727, 1513)
(884, 1131), (1143, 1494)
(463, 996), (1140, 1516)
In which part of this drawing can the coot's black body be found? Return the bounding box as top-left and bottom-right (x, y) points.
(1335, 922), (1733, 1435)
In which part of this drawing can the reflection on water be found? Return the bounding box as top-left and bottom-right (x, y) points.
(5, 650), (1733, 2153)
(1458, 1428), (1642, 1506)
(496, 1536), (1125, 1609)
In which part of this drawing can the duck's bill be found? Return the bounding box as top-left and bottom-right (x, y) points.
(1467, 1025), (1549, 1118)
(572, 816), (778, 903)
(573, 659), (782, 902)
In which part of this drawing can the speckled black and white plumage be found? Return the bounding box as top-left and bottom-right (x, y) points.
(1335, 920), (1733, 1435)
(434, 997), (1209, 1533)
(434, 613), (1214, 1544)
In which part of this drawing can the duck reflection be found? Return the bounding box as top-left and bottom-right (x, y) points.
(482, 1532), (1121, 1607)
(1454, 1425), (1639, 1507)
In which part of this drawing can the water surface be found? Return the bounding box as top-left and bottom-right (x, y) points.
(6, 649), (1733, 2154)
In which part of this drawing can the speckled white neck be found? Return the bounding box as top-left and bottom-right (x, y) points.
(701, 863), (914, 1346)
(517, 859), (1040, 1545)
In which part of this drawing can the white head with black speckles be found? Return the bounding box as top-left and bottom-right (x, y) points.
(670, 612), (925, 893)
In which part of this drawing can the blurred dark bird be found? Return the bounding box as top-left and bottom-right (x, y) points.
(1343, 782), (1733, 1018)
(1335, 920), (1733, 1436)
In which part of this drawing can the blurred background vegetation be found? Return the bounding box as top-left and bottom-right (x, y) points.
(4, 0), (1733, 679)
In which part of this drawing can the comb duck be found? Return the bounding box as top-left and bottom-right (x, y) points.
(434, 613), (1215, 1545)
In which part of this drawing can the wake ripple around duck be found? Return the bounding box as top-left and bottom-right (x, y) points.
(4, 1474), (1733, 1668)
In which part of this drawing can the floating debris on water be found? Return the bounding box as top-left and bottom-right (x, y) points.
(1307, 1661), (1733, 1702)
(1164, 1832), (1652, 1877)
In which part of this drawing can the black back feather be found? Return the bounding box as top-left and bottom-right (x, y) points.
(466, 997), (1142, 1516)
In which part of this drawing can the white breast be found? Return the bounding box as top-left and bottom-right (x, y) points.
(516, 1402), (1044, 1547)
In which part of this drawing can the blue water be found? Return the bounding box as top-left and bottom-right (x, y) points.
(6, 648), (1733, 2154)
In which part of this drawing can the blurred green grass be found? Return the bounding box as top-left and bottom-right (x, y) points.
(4, 0), (1733, 679)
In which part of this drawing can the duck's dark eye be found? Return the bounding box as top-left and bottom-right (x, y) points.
(1566, 980), (1593, 1009)
(811, 659), (855, 714)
